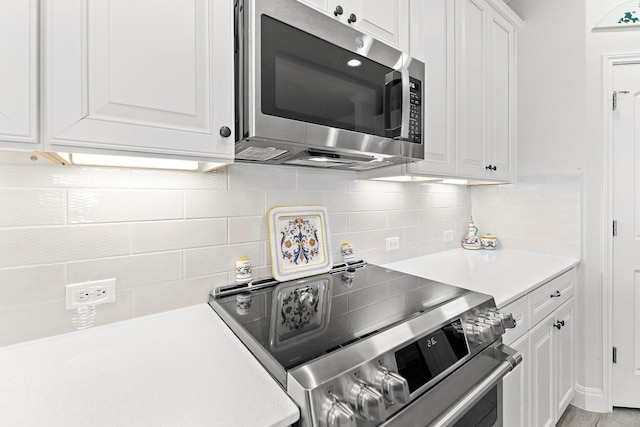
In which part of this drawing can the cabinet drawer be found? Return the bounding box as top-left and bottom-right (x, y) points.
(529, 269), (575, 326)
(501, 295), (529, 345)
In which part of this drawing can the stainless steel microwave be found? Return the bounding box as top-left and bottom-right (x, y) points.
(235, 0), (426, 170)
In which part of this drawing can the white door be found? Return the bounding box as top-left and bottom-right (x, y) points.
(43, 0), (234, 160)
(612, 61), (640, 408)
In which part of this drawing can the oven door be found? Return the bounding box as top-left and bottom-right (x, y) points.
(381, 342), (522, 427)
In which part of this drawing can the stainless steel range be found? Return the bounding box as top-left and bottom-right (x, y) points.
(209, 261), (521, 427)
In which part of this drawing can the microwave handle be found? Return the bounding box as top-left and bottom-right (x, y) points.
(384, 68), (410, 140)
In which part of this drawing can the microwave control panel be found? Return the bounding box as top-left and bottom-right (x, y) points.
(408, 78), (422, 144)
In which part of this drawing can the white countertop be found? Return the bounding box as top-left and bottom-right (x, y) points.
(384, 249), (581, 308)
(0, 305), (299, 427)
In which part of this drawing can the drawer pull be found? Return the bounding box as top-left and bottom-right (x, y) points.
(550, 291), (561, 298)
(554, 320), (565, 330)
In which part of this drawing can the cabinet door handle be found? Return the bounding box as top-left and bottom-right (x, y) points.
(485, 165), (497, 171)
(554, 320), (565, 330)
(550, 290), (561, 298)
(334, 5), (343, 16)
(348, 13), (357, 24)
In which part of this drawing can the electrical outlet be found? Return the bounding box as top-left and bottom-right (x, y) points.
(385, 236), (400, 251)
(444, 230), (454, 242)
(66, 279), (116, 309)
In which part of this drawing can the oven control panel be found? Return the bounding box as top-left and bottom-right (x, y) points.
(300, 305), (517, 427)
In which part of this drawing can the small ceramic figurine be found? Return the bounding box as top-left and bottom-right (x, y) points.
(236, 257), (252, 283)
(461, 217), (481, 250)
(341, 242), (355, 262)
(481, 234), (498, 250)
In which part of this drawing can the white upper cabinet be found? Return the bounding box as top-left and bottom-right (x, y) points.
(406, 0), (455, 176)
(455, 0), (519, 181)
(296, 0), (409, 50)
(43, 0), (234, 161)
(0, 0), (39, 149)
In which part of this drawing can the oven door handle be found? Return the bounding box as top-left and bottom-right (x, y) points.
(430, 344), (523, 427)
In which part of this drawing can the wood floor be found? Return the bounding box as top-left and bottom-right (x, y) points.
(556, 405), (640, 427)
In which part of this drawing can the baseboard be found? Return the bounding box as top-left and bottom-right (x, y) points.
(572, 384), (609, 413)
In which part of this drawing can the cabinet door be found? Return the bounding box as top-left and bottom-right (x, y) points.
(297, 0), (408, 50)
(554, 298), (575, 420)
(0, 0), (39, 149)
(486, 9), (515, 181)
(454, 0), (487, 179)
(502, 333), (530, 427)
(43, 0), (234, 161)
(352, 0), (408, 50)
(529, 316), (555, 427)
(406, 0), (455, 176)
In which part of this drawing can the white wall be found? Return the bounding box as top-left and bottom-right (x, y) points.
(0, 156), (470, 347)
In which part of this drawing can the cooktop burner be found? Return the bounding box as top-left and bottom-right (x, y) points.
(210, 262), (470, 370)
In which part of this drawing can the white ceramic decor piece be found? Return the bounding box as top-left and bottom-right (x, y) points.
(594, 1), (640, 29)
(267, 206), (332, 282)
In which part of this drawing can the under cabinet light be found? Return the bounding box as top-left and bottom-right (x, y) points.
(441, 179), (468, 185)
(46, 152), (227, 172)
(369, 175), (441, 182)
(57, 153), (200, 170)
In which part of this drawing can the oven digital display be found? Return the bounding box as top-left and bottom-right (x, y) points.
(395, 319), (469, 393)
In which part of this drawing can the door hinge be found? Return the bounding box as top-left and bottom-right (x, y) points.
(613, 346), (617, 364)
(613, 220), (618, 236)
(613, 91), (630, 111)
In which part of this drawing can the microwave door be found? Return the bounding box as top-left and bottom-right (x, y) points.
(384, 68), (410, 140)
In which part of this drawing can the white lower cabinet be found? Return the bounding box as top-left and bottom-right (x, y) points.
(503, 332), (530, 427)
(500, 268), (576, 427)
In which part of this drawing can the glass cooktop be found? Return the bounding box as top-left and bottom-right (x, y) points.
(209, 263), (470, 371)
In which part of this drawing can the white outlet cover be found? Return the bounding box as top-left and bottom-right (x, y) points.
(65, 279), (116, 309)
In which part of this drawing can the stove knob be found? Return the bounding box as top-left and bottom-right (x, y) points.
(349, 381), (387, 422)
(481, 312), (506, 336)
(322, 397), (356, 427)
(374, 368), (410, 405)
(500, 311), (517, 329)
(468, 321), (496, 344)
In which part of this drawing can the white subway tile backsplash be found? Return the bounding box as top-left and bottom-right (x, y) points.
(132, 219), (227, 254)
(184, 242), (264, 278)
(68, 190), (183, 223)
(229, 164), (295, 191)
(0, 165), (132, 188)
(367, 192), (405, 211)
(184, 190), (263, 218)
(328, 213), (348, 234)
(0, 291), (132, 347)
(472, 175), (581, 259)
(265, 190), (325, 209)
(0, 264), (66, 308)
(348, 211), (387, 232)
(0, 224), (130, 268)
(297, 169), (350, 192)
(1, 164), (581, 347)
(0, 189), (66, 227)
(324, 192), (370, 213)
(131, 167), (227, 189)
(131, 275), (226, 318)
(228, 216), (268, 243)
(67, 252), (183, 289)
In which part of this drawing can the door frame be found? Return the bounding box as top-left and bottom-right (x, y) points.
(602, 52), (640, 412)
